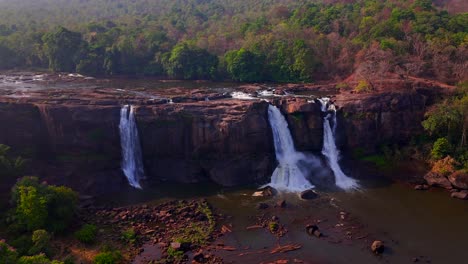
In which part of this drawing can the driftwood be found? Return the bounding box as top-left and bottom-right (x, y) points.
(270, 244), (302, 254)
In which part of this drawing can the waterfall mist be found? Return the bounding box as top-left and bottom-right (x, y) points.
(266, 104), (316, 192)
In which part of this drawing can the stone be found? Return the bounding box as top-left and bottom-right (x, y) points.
(451, 191), (468, 200)
(300, 189), (318, 200)
(424, 172), (452, 189)
(371, 240), (384, 254)
(193, 250), (206, 263)
(252, 186), (278, 197)
(276, 199), (287, 208)
(448, 171), (468, 190)
(170, 242), (181, 250)
(414, 184), (429, 191)
(306, 224), (319, 236)
(256, 203), (269, 210)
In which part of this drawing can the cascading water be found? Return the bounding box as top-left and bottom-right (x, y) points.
(318, 98), (358, 190)
(267, 105), (315, 192)
(119, 105), (145, 189)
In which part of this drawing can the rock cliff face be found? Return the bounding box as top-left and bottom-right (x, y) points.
(0, 80), (450, 196)
(0, 97), (276, 195)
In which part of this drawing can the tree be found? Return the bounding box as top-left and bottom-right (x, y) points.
(224, 48), (264, 82)
(163, 43), (218, 80)
(42, 26), (85, 72)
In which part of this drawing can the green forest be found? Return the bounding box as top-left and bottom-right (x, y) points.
(0, 0), (466, 83)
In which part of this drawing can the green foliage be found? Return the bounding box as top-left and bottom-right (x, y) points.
(432, 138), (452, 159)
(269, 221), (279, 232)
(42, 26), (86, 72)
(29, 229), (51, 255)
(0, 240), (18, 264)
(93, 251), (122, 264)
(17, 254), (64, 264)
(0, 0), (465, 83)
(121, 228), (136, 244)
(166, 247), (184, 262)
(163, 43), (218, 80)
(0, 144), (25, 178)
(11, 177), (78, 233)
(225, 48), (264, 82)
(74, 224), (97, 244)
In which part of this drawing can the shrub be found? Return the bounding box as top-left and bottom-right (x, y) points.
(432, 138), (451, 159)
(269, 222), (279, 232)
(17, 253), (64, 264)
(355, 80), (372, 93)
(75, 224), (97, 244)
(93, 251), (122, 264)
(432, 156), (458, 177)
(0, 240), (18, 264)
(11, 177), (78, 232)
(29, 230), (51, 255)
(121, 228), (136, 244)
(166, 247), (184, 262)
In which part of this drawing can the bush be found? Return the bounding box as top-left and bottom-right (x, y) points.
(432, 138), (451, 159)
(93, 251), (121, 264)
(11, 177), (78, 232)
(355, 80), (372, 93)
(75, 224), (97, 244)
(17, 253), (64, 264)
(121, 228), (136, 244)
(432, 156), (458, 176)
(0, 240), (18, 264)
(29, 230), (51, 255)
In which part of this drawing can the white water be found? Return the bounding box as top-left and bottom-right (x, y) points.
(230, 91), (257, 100)
(267, 105), (315, 192)
(318, 98), (358, 190)
(119, 105), (145, 189)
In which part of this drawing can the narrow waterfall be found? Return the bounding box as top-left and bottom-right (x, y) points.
(119, 105), (145, 189)
(267, 105), (314, 192)
(318, 98), (358, 190)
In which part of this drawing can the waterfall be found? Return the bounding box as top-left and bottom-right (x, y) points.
(318, 98), (358, 190)
(119, 105), (145, 189)
(267, 105), (315, 192)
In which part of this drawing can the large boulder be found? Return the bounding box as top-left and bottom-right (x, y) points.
(451, 191), (468, 200)
(424, 172), (452, 189)
(448, 171), (468, 190)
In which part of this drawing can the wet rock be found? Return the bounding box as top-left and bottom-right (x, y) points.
(300, 189), (318, 200)
(256, 203), (269, 210)
(448, 171), (468, 190)
(424, 172), (452, 189)
(414, 184), (429, 191)
(193, 250), (206, 263)
(371, 240), (384, 254)
(276, 199), (287, 208)
(451, 190), (468, 200)
(306, 224), (319, 236)
(252, 186), (277, 197)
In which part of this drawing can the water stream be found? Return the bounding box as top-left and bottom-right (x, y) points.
(119, 105), (145, 189)
(319, 98), (359, 190)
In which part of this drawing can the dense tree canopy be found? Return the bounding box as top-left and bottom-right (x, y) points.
(0, 0), (466, 83)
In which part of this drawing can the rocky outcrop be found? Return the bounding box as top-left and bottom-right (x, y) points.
(0, 96), (275, 195)
(335, 91), (435, 153)
(448, 171), (468, 190)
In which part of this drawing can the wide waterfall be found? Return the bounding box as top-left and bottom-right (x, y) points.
(267, 105), (315, 192)
(318, 98), (358, 190)
(119, 105), (145, 189)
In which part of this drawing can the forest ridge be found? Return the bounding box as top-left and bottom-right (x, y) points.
(0, 0), (466, 83)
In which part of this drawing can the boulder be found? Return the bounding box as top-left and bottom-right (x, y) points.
(276, 199), (287, 208)
(306, 224), (319, 236)
(256, 203), (269, 210)
(448, 171), (468, 190)
(424, 172), (452, 189)
(414, 184), (429, 191)
(451, 191), (468, 200)
(300, 189), (318, 200)
(371, 240), (385, 254)
(252, 186), (277, 197)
